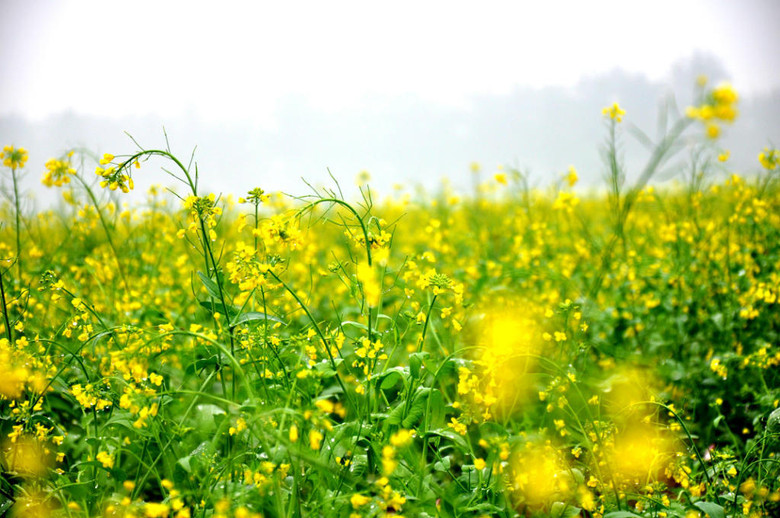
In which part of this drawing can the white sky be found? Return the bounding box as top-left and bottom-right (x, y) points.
(2, 0), (779, 122)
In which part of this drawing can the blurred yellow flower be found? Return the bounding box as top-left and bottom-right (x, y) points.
(602, 102), (625, 122)
(1, 145), (28, 169)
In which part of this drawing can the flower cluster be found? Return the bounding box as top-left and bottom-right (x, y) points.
(602, 102), (626, 122)
(1, 145), (28, 169)
(180, 193), (223, 241)
(686, 82), (739, 138)
(95, 154), (134, 192)
(41, 151), (76, 187)
(759, 147), (778, 171)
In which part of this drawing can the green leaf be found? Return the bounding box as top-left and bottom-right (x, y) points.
(433, 456), (451, 472)
(385, 403), (406, 426)
(177, 455), (193, 474)
(341, 320), (368, 331)
(428, 388), (445, 429)
(425, 429), (469, 451)
(197, 271), (222, 300)
(231, 311), (285, 327)
(378, 367), (408, 391)
(603, 512), (642, 518)
(403, 400), (425, 428)
(409, 352), (429, 378)
(694, 501), (726, 518)
(199, 299), (231, 317)
(102, 415), (136, 433)
(186, 355), (220, 374)
(551, 502), (581, 518)
(313, 359), (343, 378)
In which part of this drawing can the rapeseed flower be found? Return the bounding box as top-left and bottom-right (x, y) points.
(602, 102), (625, 122)
(1, 145), (28, 169)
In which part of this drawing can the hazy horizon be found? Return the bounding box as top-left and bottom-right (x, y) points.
(2, 53), (779, 209)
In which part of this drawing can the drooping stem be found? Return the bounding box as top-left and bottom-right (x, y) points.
(72, 173), (129, 291)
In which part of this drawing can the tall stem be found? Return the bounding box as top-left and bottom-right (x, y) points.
(11, 168), (22, 281)
(0, 266), (13, 343)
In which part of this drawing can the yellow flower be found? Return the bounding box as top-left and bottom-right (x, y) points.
(712, 83), (738, 106)
(350, 493), (371, 509)
(566, 166), (578, 187)
(602, 102), (625, 122)
(389, 429), (415, 447)
(494, 172), (508, 185)
(144, 502), (170, 518)
(1, 145), (28, 169)
(706, 123), (720, 139)
(42, 154), (76, 187)
(474, 458), (486, 470)
(759, 147), (778, 171)
(96, 450), (114, 469)
(309, 429), (323, 450)
(356, 261), (380, 307)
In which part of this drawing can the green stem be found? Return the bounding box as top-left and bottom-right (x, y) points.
(0, 266), (12, 343)
(72, 173), (129, 291)
(11, 168), (22, 281)
(269, 270), (354, 410)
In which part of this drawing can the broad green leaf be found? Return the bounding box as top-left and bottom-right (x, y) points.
(231, 311), (285, 327)
(694, 501), (725, 518)
(377, 367), (408, 391)
(197, 271), (222, 300)
(551, 502), (581, 518)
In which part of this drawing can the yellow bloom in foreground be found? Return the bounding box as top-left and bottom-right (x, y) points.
(607, 424), (675, 482)
(494, 172), (508, 185)
(356, 261), (380, 307)
(510, 442), (572, 506)
(1, 434), (50, 476)
(144, 502), (170, 518)
(309, 429), (323, 450)
(389, 429), (414, 447)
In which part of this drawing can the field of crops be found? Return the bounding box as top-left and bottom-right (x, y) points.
(0, 85), (779, 518)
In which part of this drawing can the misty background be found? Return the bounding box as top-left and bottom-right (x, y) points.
(1, 1), (779, 207)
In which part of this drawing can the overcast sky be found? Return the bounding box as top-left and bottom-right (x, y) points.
(1, 0), (779, 204)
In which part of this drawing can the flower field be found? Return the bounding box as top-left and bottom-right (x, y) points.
(0, 85), (779, 518)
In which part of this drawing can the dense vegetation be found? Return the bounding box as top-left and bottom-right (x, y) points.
(0, 82), (778, 518)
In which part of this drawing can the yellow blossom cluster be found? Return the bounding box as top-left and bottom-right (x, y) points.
(686, 82), (739, 138)
(1, 145), (28, 168)
(41, 151), (76, 187)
